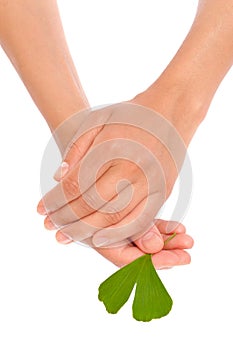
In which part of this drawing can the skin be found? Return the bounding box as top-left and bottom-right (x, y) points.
(38, 0), (233, 266)
(0, 0), (194, 268)
(0, 0), (88, 130)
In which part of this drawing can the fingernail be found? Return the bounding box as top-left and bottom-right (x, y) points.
(142, 231), (155, 241)
(92, 236), (110, 247)
(44, 217), (56, 230)
(56, 232), (73, 244)
(54, 162), (69, 181)
(37, 201), (47, 215)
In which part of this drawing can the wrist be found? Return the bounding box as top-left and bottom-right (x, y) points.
(130, 76), (209, 146)
(52, 103), (90, 155)
(130, 0), (233, 146)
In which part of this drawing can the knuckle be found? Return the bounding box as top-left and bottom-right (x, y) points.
(103, 206), (122, 225)
(77, 195), (94, 214)
(49, 211), (69, 228)
(71, 141), (83, 157)
(62, 177), (79, 198)
(82, 192), (98, 210)
(62, 203), (81, 222)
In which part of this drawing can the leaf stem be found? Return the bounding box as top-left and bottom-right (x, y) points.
(164, 232), (177, 245)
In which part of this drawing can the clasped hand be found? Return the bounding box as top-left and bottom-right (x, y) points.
(38, 103), (193, 267)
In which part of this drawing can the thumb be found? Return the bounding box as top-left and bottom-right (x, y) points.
(53, 127), (100, 181)
(134, 224), (164, 254)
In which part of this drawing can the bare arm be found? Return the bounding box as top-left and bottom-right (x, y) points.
(0, 0), (89, 131)
(134, 0), (233, 144)
(0, 0), (193, 268)
(38, 0), (233, 255)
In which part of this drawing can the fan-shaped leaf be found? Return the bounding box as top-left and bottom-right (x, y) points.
(98, 255), (144, 314)
(132, 254), (173, 322)
(98, 254), (173, 321)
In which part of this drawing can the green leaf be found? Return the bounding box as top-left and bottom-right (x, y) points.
(98, 254), (173, 321)
(132, 254), (173, 322)
(98, 255), (145, 314)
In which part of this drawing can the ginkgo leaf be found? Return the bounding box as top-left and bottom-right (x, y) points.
(98, 254), (173, 321)
(98, 255), (144, 314)
(132, 254), (173, 322)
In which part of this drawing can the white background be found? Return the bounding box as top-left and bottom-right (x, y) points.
(0, 0), (233, 349)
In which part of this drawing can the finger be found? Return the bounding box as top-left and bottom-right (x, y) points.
(54, 192), (161, 246)
(129, 220), (191, 254)
(38, 157), (111, 215)
(54, 105), (114, 181)
(133, 224), (164, 254)
(91, 191), (163, 247)
(155, 219), (186, 234)
(55, 230), (192, 269)
(55, 222), (193, 253)
(55, 192), (157, 247)
(152, 249), (191, 269)
(56, 231), (73, 244)
(38, 110), (111, 214)
(54, 127), (101, 181)
(162, 233), (194, 250)
(47, 174), (151, 243)
(44, 165), (135, 229)
(96, 244), (191, 269)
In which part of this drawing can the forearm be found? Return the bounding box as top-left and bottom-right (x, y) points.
(0, 0), (89, 131)
(134, 0), (233, 144)
(161, 0), (233, 102)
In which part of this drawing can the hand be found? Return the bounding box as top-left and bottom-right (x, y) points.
(38, 100), (194, 268)
(56, 219), (194, 268)
(38, 102), (188, 249)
